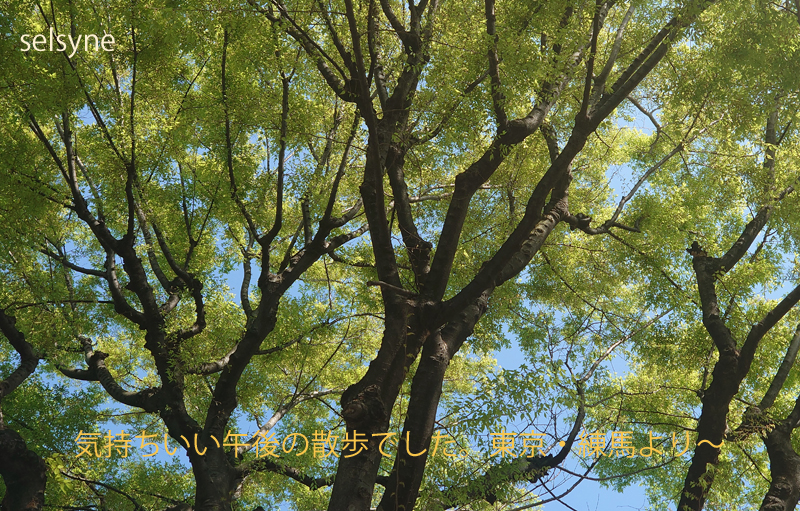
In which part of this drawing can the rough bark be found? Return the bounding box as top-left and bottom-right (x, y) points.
(0, 309), (45, 511)
(0, 428), (46, 511)
(187, 448), (241, 511)
(327, 295), (415, 511)
(760, 422), (800, 511)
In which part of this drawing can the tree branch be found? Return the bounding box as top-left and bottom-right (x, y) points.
(57, 337), (160, 412)
(0, 309), (40, 403)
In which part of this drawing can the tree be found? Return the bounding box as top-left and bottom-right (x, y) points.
(1, 0), (800, 510)
(0, 309), (46, 511)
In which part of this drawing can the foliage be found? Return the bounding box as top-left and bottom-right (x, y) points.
(1, 0), (800, 510)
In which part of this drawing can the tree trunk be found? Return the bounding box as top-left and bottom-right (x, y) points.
(377, 296), (487, 511)
(326, 302), (413, 511)
(0, 427), (46, 511)
(327, 384), (390, 511)
(676, 350), (740, 511)
(185, 443), (241, 511)
(377, 331), (451, 510)
(760, 422), (800, 511)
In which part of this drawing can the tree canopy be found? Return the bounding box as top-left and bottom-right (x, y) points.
(1, 0), (800, 510)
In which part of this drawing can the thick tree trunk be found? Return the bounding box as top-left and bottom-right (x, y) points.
(377, 331), (451, 511)
(161, 404), (243, 511)
(377, 295), (488, 511)
(0, 427), (46, 511)
(327, 384), (390, 511)
(760, 422), (800, 511)
(327, 298), (415, 511)
(677, 349), (741, 511)
(188, 448), (241, 511)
